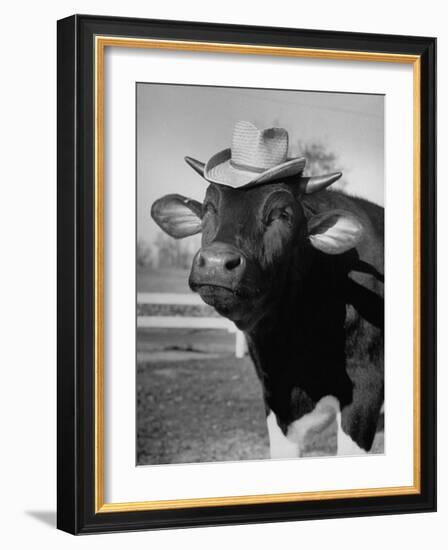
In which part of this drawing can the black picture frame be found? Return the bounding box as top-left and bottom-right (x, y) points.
(57, 14), (436, 534)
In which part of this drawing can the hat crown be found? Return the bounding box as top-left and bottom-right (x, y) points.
(231, 121), (289, 171)
(200, 120), (306, 188)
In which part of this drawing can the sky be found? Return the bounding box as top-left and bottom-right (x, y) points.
(137, 83), (384, 242)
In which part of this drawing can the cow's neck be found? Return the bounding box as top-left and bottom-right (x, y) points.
(248, 245), (337, 337)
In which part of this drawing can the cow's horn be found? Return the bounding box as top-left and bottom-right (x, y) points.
(185, 156), (205, 177)
(302, 172), (342, 195)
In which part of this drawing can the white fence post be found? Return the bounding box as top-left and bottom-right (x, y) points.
(235, 330), (246, 359)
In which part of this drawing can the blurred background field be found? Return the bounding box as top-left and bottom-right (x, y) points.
(137, 265), (191, 294)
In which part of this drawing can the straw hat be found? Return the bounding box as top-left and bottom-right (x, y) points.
(186, 121), (306, 188)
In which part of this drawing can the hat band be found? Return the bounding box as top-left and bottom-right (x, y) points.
(229, 159), (266, 174)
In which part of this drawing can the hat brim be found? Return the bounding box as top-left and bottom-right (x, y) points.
(203, 149), (306, 188)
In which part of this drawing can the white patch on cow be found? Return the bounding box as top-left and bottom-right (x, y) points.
(267, 397), (375, 459)
(286, 395), (340, 454)
(266, 411), (299, 458)
(336, 412), (367, 456)
(266, 396), (340, 459)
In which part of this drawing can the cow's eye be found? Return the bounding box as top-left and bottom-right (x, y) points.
(203, 202), (217, 216)
(267, 206), (293, 226)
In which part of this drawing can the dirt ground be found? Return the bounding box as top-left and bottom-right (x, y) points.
(136, 328), (384, 465)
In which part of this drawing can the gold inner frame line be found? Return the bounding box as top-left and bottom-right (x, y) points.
(94, 35), (421, 514)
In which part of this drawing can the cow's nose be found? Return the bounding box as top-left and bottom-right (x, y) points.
(198, 247), (242, 272)
(191, 243), (246, 287)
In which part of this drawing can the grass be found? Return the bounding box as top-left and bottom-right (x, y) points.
(137, 353), (270, 465)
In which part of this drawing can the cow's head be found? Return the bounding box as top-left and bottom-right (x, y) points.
(151, 160), (363, 330)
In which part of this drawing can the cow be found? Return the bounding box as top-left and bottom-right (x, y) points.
(150, 156), (384, 458)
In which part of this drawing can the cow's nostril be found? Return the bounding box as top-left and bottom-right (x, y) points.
(197, 253), (206, 268)
(225, 256), (242, 271)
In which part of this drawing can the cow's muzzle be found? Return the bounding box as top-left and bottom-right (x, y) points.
(189, 242), (246, 295)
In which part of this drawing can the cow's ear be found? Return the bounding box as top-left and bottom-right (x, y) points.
(151, 194), (202, 239)
(308, 209), (364, 254)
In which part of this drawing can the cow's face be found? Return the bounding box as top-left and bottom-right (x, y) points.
(151, 180), (363, 330)
(194, 182), (306, 327)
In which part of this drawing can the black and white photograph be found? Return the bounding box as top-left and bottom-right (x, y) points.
(136, 83), (385, 466)
(52, 11), (436, 537)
